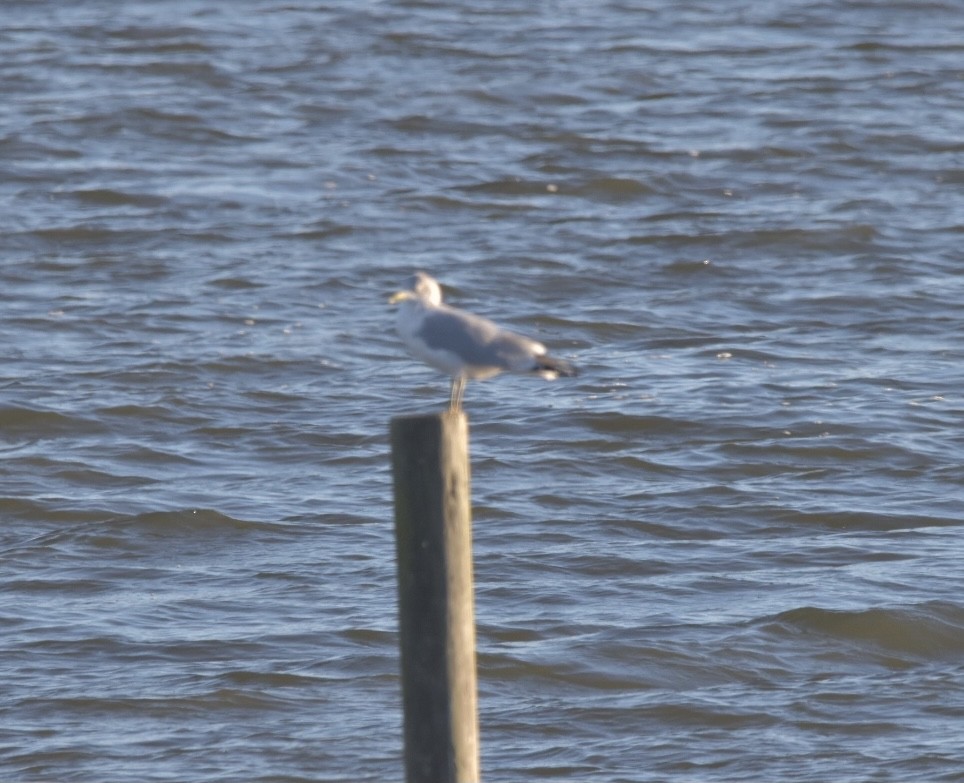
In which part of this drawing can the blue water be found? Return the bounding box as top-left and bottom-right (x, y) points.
(2, 1), (963, 780)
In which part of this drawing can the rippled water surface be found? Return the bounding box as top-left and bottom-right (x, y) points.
(2, 1), (963, 780)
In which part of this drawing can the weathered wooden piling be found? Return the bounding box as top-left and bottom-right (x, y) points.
(390, 411), (480, 783)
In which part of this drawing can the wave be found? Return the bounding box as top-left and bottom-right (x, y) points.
(0, 405), (105, 439)
(765, 601), (964, 663)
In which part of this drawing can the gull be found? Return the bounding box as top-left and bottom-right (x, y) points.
(389, 271), (577, 410)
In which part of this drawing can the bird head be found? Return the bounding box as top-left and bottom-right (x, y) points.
(389, 271), (443, 306)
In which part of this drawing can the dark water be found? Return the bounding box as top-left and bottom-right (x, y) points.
(2, 1), (963, 780)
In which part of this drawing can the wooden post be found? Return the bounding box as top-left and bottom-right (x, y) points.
(390, 411), (480, 783)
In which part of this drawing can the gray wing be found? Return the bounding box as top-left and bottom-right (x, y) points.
(416, 306), (543, 370)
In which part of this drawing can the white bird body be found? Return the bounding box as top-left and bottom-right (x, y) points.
(389, 272), (576, 409)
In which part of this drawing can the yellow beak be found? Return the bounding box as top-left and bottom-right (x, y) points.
(389, 290), (413, 304)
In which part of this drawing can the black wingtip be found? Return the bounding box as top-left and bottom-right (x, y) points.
(536, 355), (578, 378)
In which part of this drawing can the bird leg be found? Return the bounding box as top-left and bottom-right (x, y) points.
(449, 375), (466, 411)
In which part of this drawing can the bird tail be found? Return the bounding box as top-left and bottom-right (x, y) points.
(534, 354), (578, 379)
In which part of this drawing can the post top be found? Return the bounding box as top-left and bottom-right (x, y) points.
(391, 410), (468, 425)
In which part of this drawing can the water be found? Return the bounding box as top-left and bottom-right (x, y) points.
(2, 1), (963, 780)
